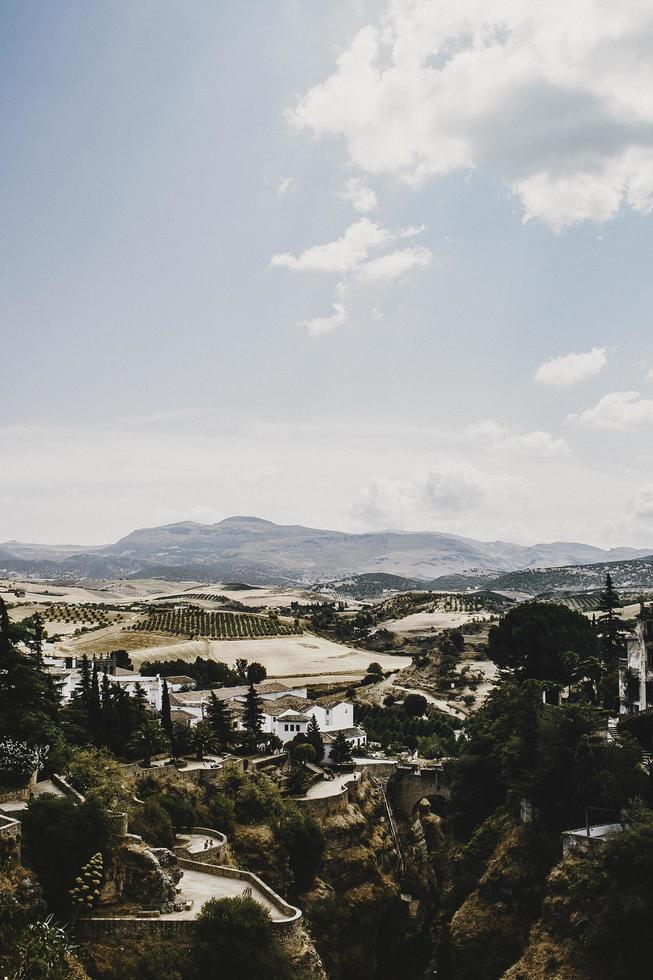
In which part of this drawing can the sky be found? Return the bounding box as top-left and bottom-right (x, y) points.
(2, 0), (653, 548)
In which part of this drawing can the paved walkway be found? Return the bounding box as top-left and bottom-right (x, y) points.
(178, 832), (218, 854)
(161, 868), (291, 922)
(303, 771), (359, 799)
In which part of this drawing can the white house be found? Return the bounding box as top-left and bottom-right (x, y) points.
(167, 683), (365, 758)
(44, 658), (163, 712)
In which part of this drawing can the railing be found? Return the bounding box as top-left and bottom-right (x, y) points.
(372, 776), (405, 877)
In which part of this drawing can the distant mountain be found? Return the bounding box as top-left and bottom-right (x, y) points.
(319, 556), (653, 599)
(0, 541), (105, 561)
(1, 515), (651, 588)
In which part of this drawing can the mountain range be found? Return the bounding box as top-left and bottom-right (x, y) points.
(1, 515), (652, 587)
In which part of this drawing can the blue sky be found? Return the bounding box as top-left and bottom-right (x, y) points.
(2, 1), (653, 547)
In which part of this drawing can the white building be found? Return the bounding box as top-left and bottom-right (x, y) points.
(619, 602), (653, 714)
(169, 684), (366, 759)
(44, 656), (163, 712)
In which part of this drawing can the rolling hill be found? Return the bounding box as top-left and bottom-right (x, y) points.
(1, 515), (652, 588)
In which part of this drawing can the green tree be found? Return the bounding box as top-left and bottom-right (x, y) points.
(77, 655), (92, 709)
(235, 658), (249, 683)
(66, 746), (134, 809)
(205, 692), (232, 748)
(404, 693), (428, 717)
(0, 599), (61, 746)
(246, 661), (267, 683)
(89, 661), (101, 736)
(329, 731), (353, 766)
(21, 795), (115, 916)
(129, 797), (175, 849)
(127, 719), (169, 767)
(160, 678), (173, 739)
(189, 720), (219, 760)
(191, 896), (293, 980)
(596, 572), (623, 665)
(306, 714), (325, 763)
(487, 601), (598, 683)
(243, 683), (264, 740)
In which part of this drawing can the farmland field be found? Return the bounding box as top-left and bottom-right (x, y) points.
(126, 607), (301, 639)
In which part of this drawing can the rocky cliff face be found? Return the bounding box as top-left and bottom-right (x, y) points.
(99, 839), (183, 912)
(446, 821), (559, 980)
(300, 772), (429, 980)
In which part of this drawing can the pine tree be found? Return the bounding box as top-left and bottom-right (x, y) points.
(243, 683), (264, 738)
(77, 655), (92, 709)
(0, 598), (10, 657)
(206, 692), (232, 748)
(31, 613), (44, 666)
(132, 682), (149, 720)
(100, 671), (112, 710)
(329, 731), (353, 766)
(0, 599), (60, 743)
(89, 662), (101, 734)
(306, 715), (324, 762)
(161, 678), (173, 739)
(597, 573), (623, 664)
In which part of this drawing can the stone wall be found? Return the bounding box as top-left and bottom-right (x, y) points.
(174, 827), (228, 865)
(0, 786), (30, 804)
(177, 858), (301, 924)
(76, 916), (195, 940)
(389, 764), (448, 818)
(294, 774), (362, 818)
(0, 814), (21, 861)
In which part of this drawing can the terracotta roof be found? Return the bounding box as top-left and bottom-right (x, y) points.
(262, 696), (315, 717)
(164, 675), (196, 685)
(279, 713), (310, 723)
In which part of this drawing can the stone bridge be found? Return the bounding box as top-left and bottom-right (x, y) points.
(388, 764), (450, 818)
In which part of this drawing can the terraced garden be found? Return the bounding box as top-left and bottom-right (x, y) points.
(125, 607), (302, 639)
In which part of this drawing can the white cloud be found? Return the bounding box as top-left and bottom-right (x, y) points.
(568, 390), (653, 429)
(647, 366), (653, 381)
(290, 2), (653, 230)
(349, 460), (527, 528)
(301, 300), (347, 337)
(534, 346), (608, 385)
(271, 219), (432, 334)
(337, 176), (378, 212)
(271, 218), (390, 273)
(398, 224), (426, 238)
(357, 245), (433, 282)
(277, 176), (295, 197)
(628, 483), (653, 520)
(466, 419), (570, 457)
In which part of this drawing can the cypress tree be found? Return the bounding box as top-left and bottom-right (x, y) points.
(89, 661), (101, 734)
(329, 731), (353, 766)
(597, 573), (623, 664)
(133, 682), (149, 720)
(31, 613), (44, 666)
(243, 683), (264, 738)
(100, 671), (112, 709)
(77, 655), (92, 709)
(0, 598), (10, 657)
(206, 691), (232, 748)
(306, 715), (325, 762)
(161, 678), (173, 739)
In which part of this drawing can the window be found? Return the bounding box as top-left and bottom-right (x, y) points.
(284, 724), (288, 731)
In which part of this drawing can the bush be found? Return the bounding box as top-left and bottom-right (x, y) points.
(192, 896), (294, 980)
(21, 796), (115, 916)
(403, 694), (428, 717)
(129, 798), (175, 849)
